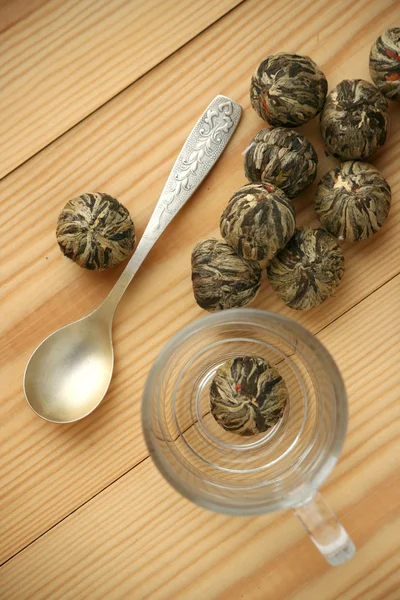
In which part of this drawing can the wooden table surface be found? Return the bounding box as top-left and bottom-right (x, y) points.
(1, 0), (399, 598)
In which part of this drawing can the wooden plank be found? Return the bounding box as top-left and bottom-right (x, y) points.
(0, 277), (398, 598)
(1, 0), (400, 565)
(0, 0), (243, 177)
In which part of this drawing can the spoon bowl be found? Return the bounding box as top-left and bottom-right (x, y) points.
(24, 313), (113, 423)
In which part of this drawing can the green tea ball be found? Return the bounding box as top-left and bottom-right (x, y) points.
(220, 183), (295, 262)
(56, 192), (135, 270)
(267, 227), (344, 310)
(210, 356), (288, 436)
(191, 239), (261, 312)
(250, 53), (327, 127)
(320, 79), (389, 160)
(315, 161), (391, 241)
(244, 128), (318, 198)
(370, 28), (400, 101)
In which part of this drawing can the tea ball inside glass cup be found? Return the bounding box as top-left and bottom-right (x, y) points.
(369, 28), (400, 101)
(220, 182), (295, 262)
(56, 192), (135, 270)
(244, 128), (318, 199)
(210, 356), (288, 436)
(267, 227), (344, 310)
(250, 53), (327, 127)
(315, 161), (391, 241)
(320, 79), (389, 160)
(191, 238), (261, 312)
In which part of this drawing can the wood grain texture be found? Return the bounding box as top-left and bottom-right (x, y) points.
(1, 276), (399, 599)
(0, 0), (243, 177)
(0, 0), (399, 596)
(0, 0), (48, 34)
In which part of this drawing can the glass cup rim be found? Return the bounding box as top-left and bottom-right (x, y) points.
(142, 308), (348, 514)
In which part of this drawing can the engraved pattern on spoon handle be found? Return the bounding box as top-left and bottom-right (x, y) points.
(100, 95), (242, 315)
(144, 95), (242, 238)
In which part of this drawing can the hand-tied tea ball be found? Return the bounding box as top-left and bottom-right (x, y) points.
(191, 239), (261, 312)
(210, 356), (288, 436)
(250, 53), (327, 127)
(370, 28), (400, 101)
(244, 128), (318, 199)
(315, 161), (391, 241)
(320, 79), (389, 160)
(267, 227), (344, 310)
(220, 183), (295, 262)
(56, 193), (135, 270)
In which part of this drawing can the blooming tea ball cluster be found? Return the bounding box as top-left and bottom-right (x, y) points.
(315, 161), (391, 241)
(244, 128), (318, 199)
(192, 42), (394, 316)
(250, 53), (327, 127)
(210, 356), (288, 436)
(56, 193), (135, 270)
(320, 79), (389, 160)
(369, 28), (400, 101)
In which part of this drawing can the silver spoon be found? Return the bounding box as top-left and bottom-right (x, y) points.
(23, 96), (242, 423)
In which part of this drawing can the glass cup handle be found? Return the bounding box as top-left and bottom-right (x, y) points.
(293, 491), (356, 566)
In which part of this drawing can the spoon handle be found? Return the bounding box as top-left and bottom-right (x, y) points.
(99, 95), (242, 316)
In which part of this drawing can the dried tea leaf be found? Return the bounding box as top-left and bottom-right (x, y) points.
(370, 28), (400, 101)
(220, 183), (295, 262)
(210, 356), (288, 436)
(267, 227), (344, 310)
(320, 79), (389, 160)
(250, 53), (327, 127)
(315, 161), (391, 241)
(244, 128), (318, 199)
(191, 238), (261, 312)
(56, 192), (135, 270)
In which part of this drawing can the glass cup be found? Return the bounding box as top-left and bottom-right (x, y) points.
(142, 309), (355, 565)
